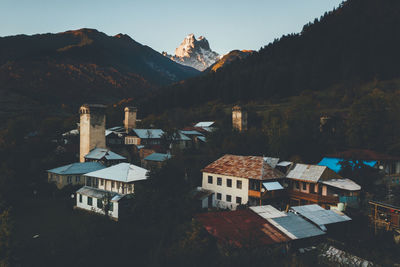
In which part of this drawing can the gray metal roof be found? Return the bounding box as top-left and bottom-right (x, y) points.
(48, 162), (106, 175)
(269, 213), (326, 240)
(263, 157), (280, 168)
(250, 205), (287, 219)
(277, 161), (292, 167)
(85, 163), (148, 183)
(173, 132), (191, 141)
(84, 148), (126, 161)
(322, 178), (361, 191)
(133, 129), (164, 139)
(143, 153), (171, 162)
(194, 121), (215, 127)
(291, 204), (351, 226)
(76, 186), (123, 202)
(180, 130), (203, 136)
(197, 136), (206, 142)
(286, 164), (327, 182)
(263, 181), (284, 191)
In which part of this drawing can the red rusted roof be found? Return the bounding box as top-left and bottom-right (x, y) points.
(201, 154), (285, 180)
(194, 210), (291, 247)
(326, 149), (400, 161)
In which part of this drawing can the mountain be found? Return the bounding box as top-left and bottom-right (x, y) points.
(163, 34), (220, 71)
(141, 0), (400, 113)
(0, 28), (200, 120)
(206, 50), (254, 72)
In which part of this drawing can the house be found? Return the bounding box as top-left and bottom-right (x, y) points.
(180, 130), (205, 148)
(324, 149), (400, 185)
(84, 162), (148, 194)
(142, 153), (171, 169)
(75, 186), (133, 221)
(369, 201), (400, 232)
(128, 129), (164, 146)
(194, 205), (327, 249)
(286, 164), (361, 208)
(201, 155), (285, 209)
(84, 148), (126, 166)
(192, 187), (214, 209)
(47, 162), (106, 189)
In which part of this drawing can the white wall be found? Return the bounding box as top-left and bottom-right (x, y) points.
(96, 179), (134, 194)
(76, 193), (119, 219)
(202, 172), (248, 210)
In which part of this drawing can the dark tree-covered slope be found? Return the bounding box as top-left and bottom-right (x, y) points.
(141, 0), (400, 113)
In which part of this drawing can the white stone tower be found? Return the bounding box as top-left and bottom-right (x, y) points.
(124, 106), (137, 132)
(79, 104), (106, 162)
(232, 105), (247, 132)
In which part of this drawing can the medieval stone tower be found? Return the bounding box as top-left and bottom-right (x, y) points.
(124, 106), (137, 132)
(232, 105), (247, 132)
(79, 104), (106, 162)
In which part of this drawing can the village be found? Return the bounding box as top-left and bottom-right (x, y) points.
(44, 103), (400, 265)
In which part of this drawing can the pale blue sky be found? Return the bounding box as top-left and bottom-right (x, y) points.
(0, 0), (343, 55)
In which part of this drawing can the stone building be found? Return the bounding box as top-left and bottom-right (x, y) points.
(79, 104), (106, 162)
(124, 106), (137, 132)
(232, 105), (247, 132)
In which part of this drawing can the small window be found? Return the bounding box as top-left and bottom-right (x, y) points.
(227, 179), (232, 188)
(236, 197), (242, 204)
(237, 180), (242, 189)
(67, 176), (72, 183)
(226, 195), (232, 202)
(97, 199), (103, 209)
(79, 194), (82, 203)
(87, 197), (93, 206)
(117, 182), (120, 189)
(217, 193), (222, 200)
(217, 177), (222, 186)
(75, 176), (80, 182)
(112, 181), (115, 188)
(100, 179), (104, 186)
(295, 181), (300, 189)
(208, 176), (213, 184)
(302, 183), (307, 190)
(109, 202), (113, 212)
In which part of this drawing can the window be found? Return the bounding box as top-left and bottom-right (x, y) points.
(75, 176), (80, 183)
(236, 197), (242, 204)
(87, 197), (93, 206)
(100, 179), (104, 186)
(237, 180), (242, 189)
(109, 202), (114, 211)
(208, 176), (213, 184)
(302, 183), (307, 190)
(79, 194), (82, 203)
(295, 181), (300, 189)
(216, 193), (222, 200)
(112, 181), (115, 188)
(226, 195), (232, 202)
(217, 177), (222, 186)
(128, 184), (132, 192)
(97, 199), (103, 209)
(249, 180), (260, 191)
(95, 178), (99, 187)
(117, 182), (120, 189)
(227, 179), (232, 188)
(67, 176), (72, 184)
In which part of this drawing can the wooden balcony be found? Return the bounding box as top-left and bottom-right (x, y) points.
(248, 189), (286, 199)
(287, 189), (339, 204)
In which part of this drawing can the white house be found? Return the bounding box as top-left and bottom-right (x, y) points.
(201, 154), (285, 210)
(76, 186), (127, 220)
(84, 162), (148, 194)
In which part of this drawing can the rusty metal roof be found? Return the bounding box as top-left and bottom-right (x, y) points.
(201, 154), (285, 180)
(194, 210), (291, 247)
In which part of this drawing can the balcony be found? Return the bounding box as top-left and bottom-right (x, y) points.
(248, 189), (286, 199)
(287, 189), (339, 204)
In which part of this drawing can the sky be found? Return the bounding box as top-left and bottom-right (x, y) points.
(0, 0), (343, 55)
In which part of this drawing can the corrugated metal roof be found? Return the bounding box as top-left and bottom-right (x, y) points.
(318, 157), (377, 173)
(202, 154), (285, 180)
(85, 163), (148, 183)
(277, 161), (292, 167)
(269, 213), (326, 240)
(143, 153), (171, 162)
(194, 121), (215, 127)
(263, 181), (284, 191)
(76, 186), (123, 202)
(48, 162), (106, 175)
(291, 204), (351, 226)
(322, 178), (361, 191)
(250, 205), (287, 219)
(195, 209), (291, 247)
(180, 130), (203, 136)
(286, 164), (328, 183)
(84, 148), (126, 160)
(197, 136), (206, 142)
(133, 129), (164, 139)
(173, 132), (191, 141)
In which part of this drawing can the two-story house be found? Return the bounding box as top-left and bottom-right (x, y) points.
(201, 155), (285, 210)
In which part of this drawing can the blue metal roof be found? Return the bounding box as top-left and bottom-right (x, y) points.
(133, 129), (164, 139)
(144, 153), (172, 162)
(84, 148), (126, 160)
(318, 157), (377, 173)
(263, 181), (284, 191)
(270, 213), (326, 239)
(48, 162), (106, 175)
